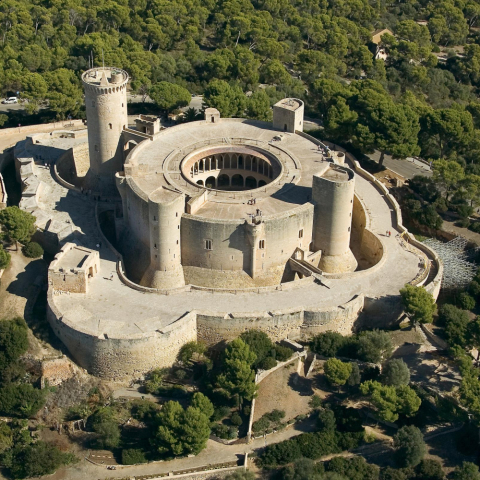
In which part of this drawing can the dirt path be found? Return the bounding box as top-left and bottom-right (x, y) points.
(253, 358), (326, 423)
(0, 249), (45, 317)
(0, 249), (50, 357)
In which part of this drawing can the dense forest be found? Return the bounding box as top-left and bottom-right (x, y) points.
(1, 0), (480, 214)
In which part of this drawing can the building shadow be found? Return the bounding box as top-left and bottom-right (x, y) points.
(288, 372), (314, 396)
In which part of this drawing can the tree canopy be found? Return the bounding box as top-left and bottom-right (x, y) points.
(0, 317), (29, 372)
(152, 400), (211, 456)
(400, 285), (436, 324)
(324, 358), (352, 389)
(393, 425), (427, 467)
(216, 338), (258, 405)
(149, 81), (190, 112)
(0, 207), (36, 249)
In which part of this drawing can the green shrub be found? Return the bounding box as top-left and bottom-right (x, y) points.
(310, 331), (346, 357)
(0, 245), (11, 269)
(458, 292), (475, 311)
(90, 407), (121, 449)
(21, 242), (43, 258)
(469, 222), (480, 233)
(144, 368), (168, 393)
(469, 280), (480, 298)
(0, 383), (46, 417)
(252, 416), (270, 434)
(0, 317), (29, 372)
(212, 405), (231, 421)
(121, 448), (147, 465)
(174, 368), (187, 380)
(243, 405), (251, 416)
(457, 218), (471, 228)
(212, 423), (230, 439)
(259, 356), (277, 370)
(326, 456), (379, 479)
(3, 441), (76, 479)
(260, 427), (363, 467)
(394, 425), (426, 467)
(274, 344), (294, 361)
(230, 412), (242, 426)
(415, 459), (444, 480)
(239, 330), (273, 367)
(228, 426), (238, 439)
(309, 394), (322, 409)
(455, 204), (473, 219)
(266, 409), (285, 423)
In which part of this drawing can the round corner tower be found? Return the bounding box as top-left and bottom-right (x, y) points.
(312, 165), (358, 274)
(82, 67), (129, 193)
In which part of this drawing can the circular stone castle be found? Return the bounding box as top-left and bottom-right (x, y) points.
(13, 67), (443, 379)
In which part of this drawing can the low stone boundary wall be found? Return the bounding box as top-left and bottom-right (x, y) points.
(247, 352), (307, 442)
(88, 458), (246, 480)
(0, 171), (6, 208)
(0, 119), (85, 138)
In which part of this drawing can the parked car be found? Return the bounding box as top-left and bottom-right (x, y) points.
(2, 97), (18, 104)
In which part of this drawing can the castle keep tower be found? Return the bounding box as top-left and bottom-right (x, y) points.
(312, 165), (358, 274)
(81, 67), (129, 192)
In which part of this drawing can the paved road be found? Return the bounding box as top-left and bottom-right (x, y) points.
(368, 151), (432, 179)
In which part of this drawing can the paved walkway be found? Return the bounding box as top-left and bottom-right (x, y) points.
(51, 419), (314, 480)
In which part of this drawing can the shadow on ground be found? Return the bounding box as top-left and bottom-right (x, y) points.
(288, 372), (314, 396)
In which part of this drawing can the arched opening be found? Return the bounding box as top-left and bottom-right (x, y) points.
(218, 174), (229, 187)
(219, 156), (224, 169)
(238, 155), (243, 168)
(199, 159), (204, 172)
(245, 176), (257, 189)
(284, 124), (287, 131)
(205, 176), (216, 188)
(231, 174), (243, 187)
(258, 180), (267, 187)
(196, 179), (204, 186)
(109, 123), (113, 130)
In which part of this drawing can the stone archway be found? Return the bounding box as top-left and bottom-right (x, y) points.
(205, 176), (216, 189)
(218, 174), (230, 188)
(245, 176), (257, 189)
(231, 174), (244, 188)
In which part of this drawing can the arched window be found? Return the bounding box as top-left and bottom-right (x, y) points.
(109, 123), (112, 130)
(259, 240), (265, 249)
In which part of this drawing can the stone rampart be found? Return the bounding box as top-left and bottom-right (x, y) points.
(0, 120), (85, 139)
(196, 295), (364, 346)
(47, 292), (197, 379)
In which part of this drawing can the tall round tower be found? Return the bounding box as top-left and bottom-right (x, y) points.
(140, 188), (186, 290)
(312, 165), (358, 274)
(81, 67), (129, 193)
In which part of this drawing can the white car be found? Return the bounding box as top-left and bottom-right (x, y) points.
(2, 97), (18, 104)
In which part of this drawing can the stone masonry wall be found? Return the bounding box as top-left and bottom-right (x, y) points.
(47, 292), (197, 379)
